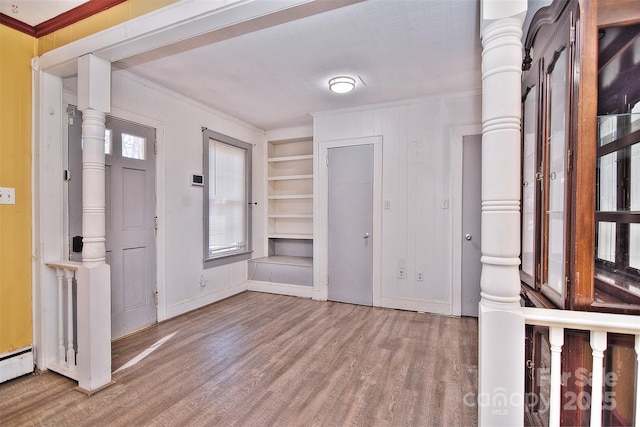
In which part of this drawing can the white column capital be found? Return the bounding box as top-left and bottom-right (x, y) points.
(78, 54), (111, 113)
(481, 0), (527, 23)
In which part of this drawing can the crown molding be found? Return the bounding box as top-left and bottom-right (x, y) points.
(0, 0), (126, 38)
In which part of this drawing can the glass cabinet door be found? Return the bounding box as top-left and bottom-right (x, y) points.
(542, 46), (569, 305)
(522, 87), (538, 287)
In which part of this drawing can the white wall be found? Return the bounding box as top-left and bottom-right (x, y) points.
(61, 69), (481, 322)
(110, 69), (265, 320)
(313, 92), (481, 314)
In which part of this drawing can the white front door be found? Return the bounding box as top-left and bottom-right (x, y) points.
(69, 109), (157, 338)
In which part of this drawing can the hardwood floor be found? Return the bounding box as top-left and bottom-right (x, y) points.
(0, 292), (478, 426)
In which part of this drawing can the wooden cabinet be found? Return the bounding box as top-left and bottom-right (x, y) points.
(520, 0), (598, 310)
(522, 1), (640, 424)
(520, 0), (640, 311)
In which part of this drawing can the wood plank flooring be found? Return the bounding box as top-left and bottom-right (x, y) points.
(0, 292), (478, 426)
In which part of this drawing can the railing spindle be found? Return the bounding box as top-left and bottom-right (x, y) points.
(549, 327), (564, 427)
(590, 331), (607, 427)
(46, 261), (83, 382)
(65, 268), (76, 366)
(55, 268), (66, 364)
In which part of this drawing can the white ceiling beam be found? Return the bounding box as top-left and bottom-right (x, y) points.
(38, 0), (361, 76)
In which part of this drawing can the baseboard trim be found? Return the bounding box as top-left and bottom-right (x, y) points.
(165, 282), (247, 319)
(380, 296), (451, 315)
(0, 347), (34, 383)
(247, 280), (313, 298)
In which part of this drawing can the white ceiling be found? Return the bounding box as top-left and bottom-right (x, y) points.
(6, 0), (483, 131)
(115, 0), (482, 130)
(0, 0), (89, 26)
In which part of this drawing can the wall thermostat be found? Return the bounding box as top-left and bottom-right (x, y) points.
(192, 174), (204, 186)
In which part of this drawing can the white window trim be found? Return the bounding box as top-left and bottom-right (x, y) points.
(202, 129), (252, 268)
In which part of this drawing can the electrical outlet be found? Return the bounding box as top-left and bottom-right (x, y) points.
(199, 275), (208, 288)
(416, 271), (423, 281)
(0, 187), (15, 205)
(398, 268), (405, 279)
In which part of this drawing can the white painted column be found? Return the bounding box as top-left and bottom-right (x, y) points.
(76, 53), (113, 393)
(78, 54), (110, 265)
(478, 1), (527, 425)
(80, 109), (107, 264)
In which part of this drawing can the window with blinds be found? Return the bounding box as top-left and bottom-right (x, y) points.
(203, 129), (252, 267)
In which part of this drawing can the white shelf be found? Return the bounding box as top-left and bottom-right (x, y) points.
(268, 233), (313, 240)
(268, 154), (313, 162)
(268, 194), (313, 200)
(268, 213), (313, 219)
(268, 174), (313, 181)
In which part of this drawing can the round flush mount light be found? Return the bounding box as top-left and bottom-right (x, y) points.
(328, 76), (356, 94)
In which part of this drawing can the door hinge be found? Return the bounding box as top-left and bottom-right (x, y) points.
(565, 276), (570, 293)
(567, 149), (573, 173)
(154, 141), (158, 155)
(66, 105), (76, 125)
(569, 24), (576, 44)
(154, 216), (159, 230)
(153, 291), (158, 306)
(326, 156), (329, 166)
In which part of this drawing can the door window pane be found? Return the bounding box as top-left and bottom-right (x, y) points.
(105, 129), (112, 155)
(122, 133), (146, 160)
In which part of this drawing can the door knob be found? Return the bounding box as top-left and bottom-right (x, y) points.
(363, 232), (370, 239)
(465, 234), (472, 241)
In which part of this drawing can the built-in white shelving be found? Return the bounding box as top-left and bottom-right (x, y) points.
(250, 136), (314, 287)
(267, 138), (313, 239)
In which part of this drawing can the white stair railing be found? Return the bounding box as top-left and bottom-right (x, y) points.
(45, 260), (83, 381)
(523, 307), (640, 427)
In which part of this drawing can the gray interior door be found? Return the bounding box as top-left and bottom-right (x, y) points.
(461, 134), (482, 317)
(68, 110), (157, 338)
(327, 144), (374, 306)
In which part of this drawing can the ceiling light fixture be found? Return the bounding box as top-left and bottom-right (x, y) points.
(328, 76), (356, 94)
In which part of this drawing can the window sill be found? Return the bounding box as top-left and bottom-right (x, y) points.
(204, 251), (252, 269)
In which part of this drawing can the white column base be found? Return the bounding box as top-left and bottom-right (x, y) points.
(478, 301), (525, 426)
(76, 263), (112, 393)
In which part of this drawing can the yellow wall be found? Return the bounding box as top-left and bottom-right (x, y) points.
(38, 0), (179, 55)
(0, 26), (36, 353)
(0, 0), (177, 355)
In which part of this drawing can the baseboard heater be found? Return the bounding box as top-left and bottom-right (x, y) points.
(0, 347), (34, 383)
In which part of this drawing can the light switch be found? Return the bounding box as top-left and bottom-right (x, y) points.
(0, 187), (16, 205)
